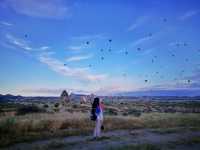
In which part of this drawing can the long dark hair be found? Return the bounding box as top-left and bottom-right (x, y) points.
(91, 97), (99, 114)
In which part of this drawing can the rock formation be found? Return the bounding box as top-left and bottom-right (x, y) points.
(60, 90), (70, 106)
(80, 96), (87, 104)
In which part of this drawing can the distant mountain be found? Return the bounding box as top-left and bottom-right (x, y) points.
(1, 90), (200, 103)
(0, 93), (88, 103)
(0, 94), (59, 103)
(0, 94), (23, 102)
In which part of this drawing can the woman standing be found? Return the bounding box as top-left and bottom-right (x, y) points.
(91, 97), (104, 138)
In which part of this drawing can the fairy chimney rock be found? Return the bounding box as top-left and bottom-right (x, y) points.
(60, 90), (70, 106)
(80, 96), (87, 104)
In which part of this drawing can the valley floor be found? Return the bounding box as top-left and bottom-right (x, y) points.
(2, 129), (200, 150)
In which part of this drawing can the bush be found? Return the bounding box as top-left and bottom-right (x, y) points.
(0, 117), (16, 135)
(72, 104), (78, 108)
(43, 104), (49, 108)
(109, 143), (160, 150)
(127, 109), (141, 117)
(0, 108), (4, 113)
(122, 112), (128, 116)
(54, 103), (59, 108)
(106, 109), (118, 115)
(16, 105), (45, 115)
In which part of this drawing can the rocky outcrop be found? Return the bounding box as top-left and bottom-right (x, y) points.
(80, 96), (87, 104)
(60, 90), (70, 106)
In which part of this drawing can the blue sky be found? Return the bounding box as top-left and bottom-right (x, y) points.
(0, 0), (200, 96)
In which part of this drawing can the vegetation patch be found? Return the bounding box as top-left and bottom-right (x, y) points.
(16, 105), (45, 115)
(108, 143), (161, 150)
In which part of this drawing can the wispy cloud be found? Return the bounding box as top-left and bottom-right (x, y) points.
(68, 34), (107, 51)
(0, 21), (13, 26)
(20, 76), (140, 96)
(144, 68), (200, 92)
(94, 76), (140, 95)
(131, 35), (153, 47)
(21, 88), (91, 96)
(3, 0), (70, 19)
(5, 33), (33, 51)
(39, 46), (50, 50)
(3, 33), (106, 82)
(67, 34), (108, 52)
(139, 47), (155, 56)
(40, 51), (55, 56)
(188, 69), (200, 81)
(71, 34), (108, 41)
(128, 16), (149, 31)
(179, 10), (199, 21)
(39, 52), (107, 82)
(3, 33), (51, 52)
(66, 54), (93, 62)
(67, 45), (83, 51)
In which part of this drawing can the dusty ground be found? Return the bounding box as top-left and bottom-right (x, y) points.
(2, 129), (200, 150)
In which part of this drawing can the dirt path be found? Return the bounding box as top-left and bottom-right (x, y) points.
(2, 129), (200, 150)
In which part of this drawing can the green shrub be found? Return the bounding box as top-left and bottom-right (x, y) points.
(43, 104), (49, 108)
(54, 103), (59, 108)
(72, 104), (78, 108)
(109, 143), (160, 150)
(127, 109), (141, 117)
(16, 105), (45, 115)
(106, 109), (118, 115)
(0, 117), (16, 134)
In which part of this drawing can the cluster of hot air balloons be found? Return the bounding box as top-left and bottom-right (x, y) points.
(24, 17), (196, 87)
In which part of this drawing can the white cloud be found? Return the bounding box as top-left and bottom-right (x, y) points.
(179, 10), (199, 21)
(0, 41), (18, 50)
(129, 30), (164, 48)
(40, 51), (55, 56)
(67, 45), (83, 51)
(21, 88), (91, 96)
(3, 33), (106, 82)
(4, 33), (52, 52)
(128, 16), (149, 31)
(39, 46), (50, 50)
(0, 21), (13, 26)
(68, 34), (108, 52)
(66, 54), (93, 62)
(94, 76), (141, 95)
(131, 35), (153, 47)
(5, 33), (33, 51)
(4, 0), (70, 19)
(139, 47), (155, 56)
(71, 34), (108, 41)
(39, 52), (107, 82)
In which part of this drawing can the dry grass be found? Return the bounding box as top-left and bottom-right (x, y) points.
(0, 112), (91, 133)
(0, 111), (200, 147)
(105, 112), (200, 131)
(141, 113), (200, 128)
